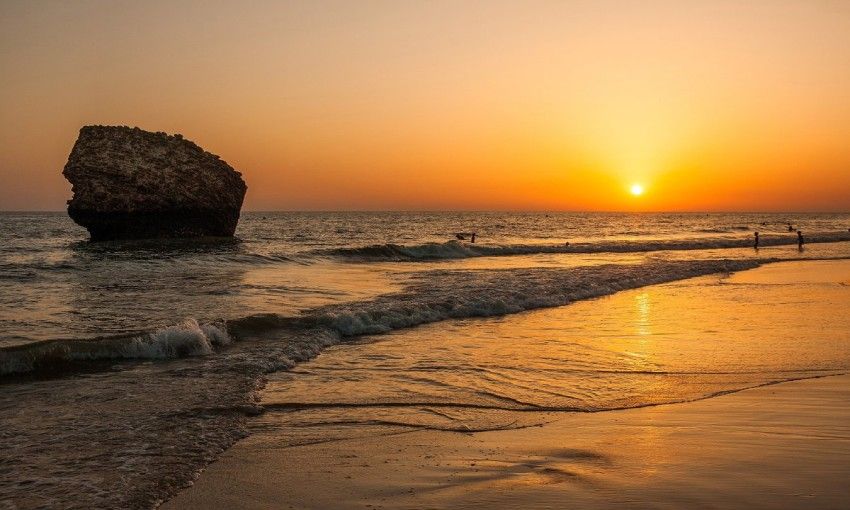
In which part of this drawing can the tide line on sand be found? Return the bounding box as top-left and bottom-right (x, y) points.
(163, 373), (850, 510)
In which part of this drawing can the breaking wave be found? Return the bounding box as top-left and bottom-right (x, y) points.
(0, 319), (230, 375)
(321, 232), (850, 262)
(1, 258), (764, 376)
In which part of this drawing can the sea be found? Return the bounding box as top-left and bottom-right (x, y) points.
(2, 211), (850, 509)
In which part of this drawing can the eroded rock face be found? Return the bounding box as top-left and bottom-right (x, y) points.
(63, 126), (247, 241)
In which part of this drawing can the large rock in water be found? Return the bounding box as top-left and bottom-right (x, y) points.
(63, 125), (247, 241)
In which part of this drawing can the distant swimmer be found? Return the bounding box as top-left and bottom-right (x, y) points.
(797, 230), (804, 249)
(788, 223), (794, 232)
(754, 231), (759, 249)
(471, 232), (477, 243)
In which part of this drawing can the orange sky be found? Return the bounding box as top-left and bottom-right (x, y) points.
(2, 0), (850, 211)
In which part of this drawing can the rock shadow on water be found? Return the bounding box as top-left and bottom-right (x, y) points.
(68, 235), (245, 258)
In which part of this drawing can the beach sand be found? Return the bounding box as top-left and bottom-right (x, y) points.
(163, 260), (850, 509)
(163, 374), (850, 509)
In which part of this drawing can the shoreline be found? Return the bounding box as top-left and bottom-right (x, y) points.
(163, 373), (850, 509)
(5, 253), (848, 508)
(162, 258), (850, 510)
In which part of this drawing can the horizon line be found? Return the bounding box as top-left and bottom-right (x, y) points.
(2, 209), (850, 215)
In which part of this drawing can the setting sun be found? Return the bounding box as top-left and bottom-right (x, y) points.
(630, 183), (645, 196)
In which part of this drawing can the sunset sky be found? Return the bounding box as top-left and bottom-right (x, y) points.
(2, 0), (850, 211)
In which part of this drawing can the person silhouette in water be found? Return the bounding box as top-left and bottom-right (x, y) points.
(754, 231), (759, 249)
(797, 230), (804, 250)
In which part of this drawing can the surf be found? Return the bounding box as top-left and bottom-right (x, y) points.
(1, 258), (765, 376)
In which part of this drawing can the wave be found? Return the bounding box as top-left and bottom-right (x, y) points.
(320, 232), (850, 262)
(0, 319), (230, 376)
(1, 258), (763, 376)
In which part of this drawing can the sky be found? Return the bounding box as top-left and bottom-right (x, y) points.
(2, 0), (850, 211)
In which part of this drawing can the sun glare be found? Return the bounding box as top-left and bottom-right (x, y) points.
(630, 183), (644, 196)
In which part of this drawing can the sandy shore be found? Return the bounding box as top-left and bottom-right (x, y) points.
(164, 260), (850, 509)
(163, 373), (850, 509)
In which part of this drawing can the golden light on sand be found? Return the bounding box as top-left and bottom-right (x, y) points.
(630, 183), (645, 196)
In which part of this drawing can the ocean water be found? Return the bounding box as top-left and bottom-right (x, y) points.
(2, 211), (850, 508)
(257, 262), (850, 447)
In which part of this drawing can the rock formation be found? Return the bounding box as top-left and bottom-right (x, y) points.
(63, 126), (247, 241)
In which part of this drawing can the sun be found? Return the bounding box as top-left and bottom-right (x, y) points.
(630, 183), (644, 196)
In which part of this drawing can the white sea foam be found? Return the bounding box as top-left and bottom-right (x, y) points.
(120, 319), (231, 358)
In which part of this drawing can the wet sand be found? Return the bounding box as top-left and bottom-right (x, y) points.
(162, 260), (850, 509)
(163, 374), (850, 509)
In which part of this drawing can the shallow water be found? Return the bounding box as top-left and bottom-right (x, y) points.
(2, 212), (850, 509)
(255, 261), (850, 446)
